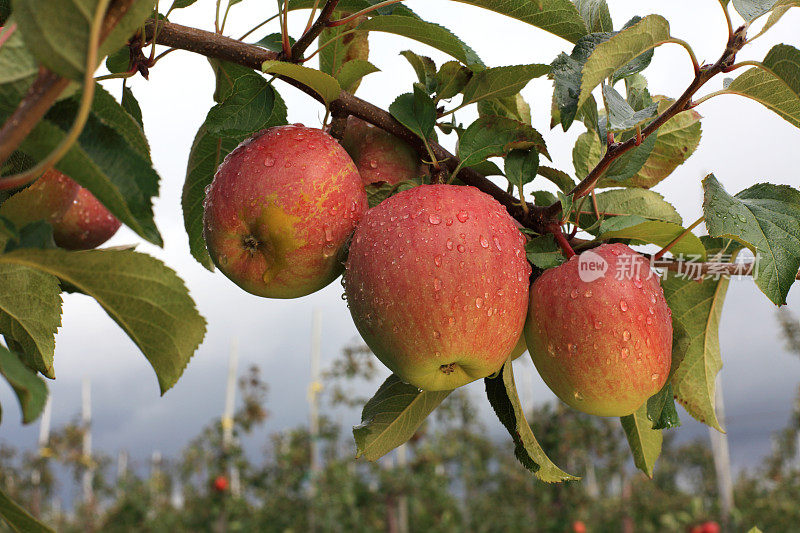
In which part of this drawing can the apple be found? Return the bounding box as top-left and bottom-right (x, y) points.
(0, 169), (121, 249)
(344, 184), (531, 391)
(525, 243), (672, 416)
(203, 124), (368, 298)
(572, 520), (587, 533)
(340, 117), (424, 186)
(212, 475), (228, 492)
(701, 521), (720, 533)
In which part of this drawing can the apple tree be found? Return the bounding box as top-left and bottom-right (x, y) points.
(1, 0), (800, 529)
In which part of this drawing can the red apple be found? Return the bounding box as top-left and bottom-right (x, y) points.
(203, 124), (368, 298)
(344, 184), (531, 391)
(573, 520), (587, 533)
(212, 475), (228, 492)
(525, 243), (672, 416)
(0, 169), (121, 250)
(340, 117), (424, 186)
(701, 521), (720, 533)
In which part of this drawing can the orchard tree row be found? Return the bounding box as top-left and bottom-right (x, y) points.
(1, 0), (800, 530)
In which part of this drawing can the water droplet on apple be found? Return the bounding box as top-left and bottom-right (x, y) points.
(619, 300), (628, 312)
(493, 236), (502, 251)
(446, 239), (454, 250)
(369, 159), (378, 169)
(623, 330), (631, 341)
(649, 293), (656, 304)
(475, 297), (484, 309)
(584, 290), (593, 298)
(457, 244), (466, 253)
(263, 156), (275, 167)
(479, 235), (489, 248)
(621, 347), (630, 359)
(568, 343), (577, 355)
(594, 320), (602, 330)
(456, 210), (469, 223)
(434, 255), (442, 267)
(633, 278), (643, 289)
(434, 278), (442, 291)
(651, 373), (660, 381)
(433, 330), (441, 339)
(646, 316), (653, 325)
(429, 214), (441, 225)
(570, 288), (579, 299)
(573, 391), (584, 401)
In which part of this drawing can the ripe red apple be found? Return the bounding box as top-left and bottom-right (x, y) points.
(0, 169), (121, 249)
(701, 521), (720, 533)
(525, 243), (672, 416)
(212, 475), (228, 492)
(344, 184), (531, 391)
(572, 520), (587, 533)
(203, 124), (368, 298)
(340, 117), (424, 186)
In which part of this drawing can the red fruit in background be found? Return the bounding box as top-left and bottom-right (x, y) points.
(0, 169), (120, 250)
(203, 125), (368, 298)
(572, 520), (587, 533)
(340, 117), (424, 186)
(701, 521), (720, 533)
(689, 527), (703, 533)
(344, 184), (531, 391)
(525, 243), (672, 416)
(212, 475), (228, 492)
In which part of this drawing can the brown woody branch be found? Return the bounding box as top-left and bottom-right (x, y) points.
(0, 0), (142, 169)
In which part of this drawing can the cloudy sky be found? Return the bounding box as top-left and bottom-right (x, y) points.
(2, 0), (800, 478)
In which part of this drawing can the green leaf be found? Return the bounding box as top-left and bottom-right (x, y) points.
(90, 84), (150, 162)
(449, 0), (588, 43)
(121, 85), (143, 127)
(505, 149), (539, 193)
(354, 374), (450, 461)
(262, 60), (341, 105)
(732, 0), (778, 21)
(254, 33), (296, 53)
(0, 249), (207, 394)
(318, 21), (366, 92)
(578, 15), (671, 109)
(399, 50), (437, 93)
(13, 0), (157, 81)
(0, 21), (39, 101)
(336, 59), (379, 93)
(596, 217), (707, 259)
(577, 188), (682, 230)
(702, 174), (800, 305)
(435, 61), (471, 100)
(663, 240), (732, 432)
(458, 116), (548, 168)
(572, 129), (603, 180)
(621, 403), (662, 478)
(170, 0), (198, 9)
(537, 165), (575, 192)
(0, 264), (61, 378)
(602, 84), (658, 132)
(105, 45), (130, 74)
(574, 0), (613, 32)
(205, 73), (288, 138)
(532, 190), (558, 207)
(365, 180), (419, 209)
(17, 103), (162, 246)
(210, 59), (253, 103)
(755, 0), (800, 37)
(724, 44), (800, 129)
(356, 14), (484, 70)
(460, 64), (549, 108)
(0, 343), (47, 424)
(183, 123), (249, 270)
(557, 190), (574, 221)
(627, 98), (702, 188)
(600, 131), (658, 184)
(0, 486), (54, 533)
(526, 234), (566, 270)
(485, 360), (577, 482)
(477, 93), (531, 124)
(389, 87), (437, 143)
(646, 383), (681, 430)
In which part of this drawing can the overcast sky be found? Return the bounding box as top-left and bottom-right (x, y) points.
(2, 1), (800, 477)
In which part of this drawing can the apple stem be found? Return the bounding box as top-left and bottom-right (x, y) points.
(548, 224), (576, 259)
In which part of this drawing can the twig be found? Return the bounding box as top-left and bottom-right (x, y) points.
(549, 223), (576, 258)
(290, 0), (340, 61)
(304, 0), (322, 34)
(653, 216), (704, 260)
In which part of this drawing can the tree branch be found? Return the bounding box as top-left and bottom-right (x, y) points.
(144, 19), (552, 232)
(289, 0), (339, 61)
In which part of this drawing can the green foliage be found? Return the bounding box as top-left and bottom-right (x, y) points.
(389, 86), (437, 143)
(458, 64), (549, 109)
(595, 218), (706, 259)
(205, 74), (287, 137)
(724, 44), (800, 129)
(261, 60), (341, 105)
(504, 148), (539, 195)
(703, 174), (800, 305)
(0, 249), (207, 394)
(526, 234), (567, 269)
(457, 115), (548, 169)
(732, 0), (779, 21)
(353, 374), (450, 461)
(0, 343), (47, 424)
(646, 383), (681, 430)
(621, 403), (663, 478)
(602, 84), (658, 132)
(485, 361), (577, 482)
(0, 486), (53, 533)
